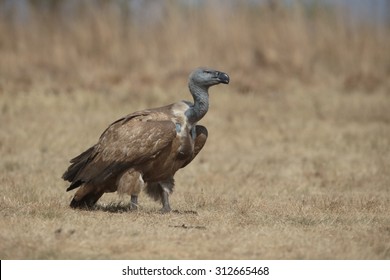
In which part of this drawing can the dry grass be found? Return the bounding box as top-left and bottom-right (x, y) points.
(1, 1), (390, 259)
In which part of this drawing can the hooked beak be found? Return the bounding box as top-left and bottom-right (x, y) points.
(217, 71), (230, 84)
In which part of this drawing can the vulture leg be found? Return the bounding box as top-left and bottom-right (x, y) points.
(145, 178), (174, 213)
(160, 188), (171, 213)
(160, 180), (174, 213)
(117, 170), (143, 210)
(130, 195), (138, 210)
(161, 190), (171, 213)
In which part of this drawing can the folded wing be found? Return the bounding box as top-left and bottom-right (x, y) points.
(63, 113), (176, 191)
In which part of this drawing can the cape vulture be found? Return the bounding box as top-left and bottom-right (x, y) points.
(62, 68), (229, 212)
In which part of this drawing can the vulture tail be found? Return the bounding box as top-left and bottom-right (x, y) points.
(68, 176), (104, 209)
(69, 191), (104, 209)
(62, 146), (96, 191)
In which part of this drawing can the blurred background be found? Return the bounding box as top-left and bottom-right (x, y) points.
(1, 0), (389, 95)
(1, 0), (390, 259)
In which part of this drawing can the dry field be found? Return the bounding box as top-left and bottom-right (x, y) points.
(1, 1), (390, 259)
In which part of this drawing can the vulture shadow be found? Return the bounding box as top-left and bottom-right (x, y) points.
(89, 203), (198, 215)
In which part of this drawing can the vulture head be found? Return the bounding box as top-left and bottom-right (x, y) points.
(189, 68), (230, 89)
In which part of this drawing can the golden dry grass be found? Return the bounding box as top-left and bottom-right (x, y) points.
(1, 1), (390, 259)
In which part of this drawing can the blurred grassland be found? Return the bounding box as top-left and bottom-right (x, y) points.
(0, 0), (389, 94)
(1, 1), (390, 259)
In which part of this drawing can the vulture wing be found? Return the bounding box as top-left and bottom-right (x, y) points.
(65, 111), (176, 191)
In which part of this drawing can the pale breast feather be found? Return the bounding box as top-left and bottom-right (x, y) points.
(169, 101), (195, 160)
(171, 101), (192, 135)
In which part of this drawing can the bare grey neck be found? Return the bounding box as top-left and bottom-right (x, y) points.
(185, 82), (210, 125)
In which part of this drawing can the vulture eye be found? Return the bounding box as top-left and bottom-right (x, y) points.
(204, 70), (211, 74)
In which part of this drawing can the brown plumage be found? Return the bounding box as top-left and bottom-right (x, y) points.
(62, 68), (229, 212)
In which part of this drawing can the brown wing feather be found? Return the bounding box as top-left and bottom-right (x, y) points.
(98, 118), (176, 165)
(65, 110), (176, 190)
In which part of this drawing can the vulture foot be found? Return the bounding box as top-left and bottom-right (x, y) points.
(160, 205), (172, 213)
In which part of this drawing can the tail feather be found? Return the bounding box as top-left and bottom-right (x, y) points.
(69, 192), (103, 209)
(66, 180), (84, 192)
(62, 146), (96, 190)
